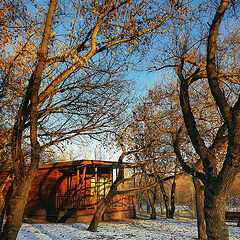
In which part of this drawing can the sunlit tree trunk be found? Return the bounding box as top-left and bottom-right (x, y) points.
(204, 184), (228, 240)
(88, 165), (124, 232)
(0, 1), (57, 239)
(0, 179), (13, 231)
(0, 175), (12, 219)
(1, 174), (37, 239)
(204, 0), (239, 238)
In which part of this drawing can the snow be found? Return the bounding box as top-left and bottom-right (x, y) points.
(17, 217), (240, 240)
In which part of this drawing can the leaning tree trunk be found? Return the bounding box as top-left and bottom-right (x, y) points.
(0, 1), (57, 238)
(204, 183), (228, 240)
(88, 162), (125, 232)
(0, 173), (36, 240)
(193, 177), (207, 240)
(88, 177), (120, 232)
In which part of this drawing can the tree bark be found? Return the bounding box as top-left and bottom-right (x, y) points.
(0, 1), (58, 239)
(0, 175), (36, 240)
(147, 188), (157, 219)
(0, 174), (12, 219)
(0, 182), (14, 231)
(159, 182), (171, 218)
(204, 183), (229, 240)
(193, 177), (207, 240)
(174, 1), (239, 239)
(169, 178), (176, 219)
(87, 174), (121, 232)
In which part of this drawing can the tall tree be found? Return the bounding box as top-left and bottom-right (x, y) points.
(150, 0), (239, 238)
(129, 81), (183, 219)
(88, 113), (160, 231)
(174, 1), (240, 239)
(0, 0), (183, 239)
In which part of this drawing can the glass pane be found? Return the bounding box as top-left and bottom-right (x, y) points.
(91, 177), (95, 196)
(105, 178), (110, 195)
(97, 177), (110, 196)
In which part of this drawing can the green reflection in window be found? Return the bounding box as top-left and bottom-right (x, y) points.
(91, 177), (110, 196)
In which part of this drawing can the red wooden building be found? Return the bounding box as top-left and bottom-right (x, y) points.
(1, 160), (136, 223)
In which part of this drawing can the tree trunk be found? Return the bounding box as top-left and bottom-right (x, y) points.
(0, 177), (34, 240)
(169, 178), (176, 219)
(88, 162), (125, 232)
(0, 195), (4, 222)
(159, 182), (170, 218)
(0, 183), (14, 231)
(193, 177), (207, 240)
(147, 189), (156, 220)
(204, 185), (228, 240)
(0, 174), (13, 216)
(88, 179), (119, 232)
(146, 202), (150, 214)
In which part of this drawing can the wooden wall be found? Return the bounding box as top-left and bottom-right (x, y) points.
(1, 160), (136, 223)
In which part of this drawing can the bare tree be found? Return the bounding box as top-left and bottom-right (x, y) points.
(0, 0), (184, 239)
(87, 114), (161, 231)
(174, 1), (240, 238)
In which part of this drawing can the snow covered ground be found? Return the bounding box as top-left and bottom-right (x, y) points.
(17, 216), (239, 240)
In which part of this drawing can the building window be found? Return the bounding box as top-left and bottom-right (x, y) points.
(91, 177), (110, 196)
(91, 177), (95, 196)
